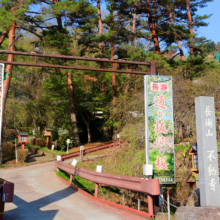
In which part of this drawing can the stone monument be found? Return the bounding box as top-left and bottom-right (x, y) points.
(175, 96), (220, 220)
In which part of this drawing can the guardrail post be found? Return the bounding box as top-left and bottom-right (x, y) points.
(147, 194), (154, 217)
(69, 174), (73, 185)
(81, 150), (84, 162)
(138, 192), (140, 210)
(95, 183), (99, 198)
(0, 202), (5, 220)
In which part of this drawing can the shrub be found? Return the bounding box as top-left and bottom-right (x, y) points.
(3, 142), (15, 162)
(29, 137), (36, 145)
(35, 138), (46, 148)
(17, 149), (28, 163)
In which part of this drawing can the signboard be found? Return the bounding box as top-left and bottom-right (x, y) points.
(144, 75), (175, 184)
(195, 96), (220, 206)
(44, 130), (52, 136)
(66, 139), (70, 144)
(0, 64), (4, 153)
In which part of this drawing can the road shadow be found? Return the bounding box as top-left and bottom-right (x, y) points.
(4, 186), (76, 220)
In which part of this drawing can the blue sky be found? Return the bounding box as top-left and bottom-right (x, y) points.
(196, 0), (220, 44)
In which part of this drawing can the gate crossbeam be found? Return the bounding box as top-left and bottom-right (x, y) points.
(0, 50), (156, 75)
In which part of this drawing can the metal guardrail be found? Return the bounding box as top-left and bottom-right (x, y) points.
(55, 160), (160, 218)
(61, 141), (122, 161)
(0, 178), (14, 220)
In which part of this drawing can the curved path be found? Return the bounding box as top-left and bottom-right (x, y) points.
(1, 162), (144, 220)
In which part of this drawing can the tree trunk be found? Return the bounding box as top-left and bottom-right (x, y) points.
(131, 11), (136, 48)
(97, 0), (103, 57)
(53, 2), (80, 146)
(178, 122), (183, 141)
(0, 21), (16, 164)
(186, 0), (194, 57)
(110, 8), (117, 140)
(124, 11), (136, 95)
(97, 0), (106, 94)
(53, 0), (62, 27)
(181, 157), (192, 188)
(0, 31), (7, 47)
(169, 12), (185, 61)
(67, 71), (80, 145)
(81, 113), (91, 143)
(217, 118), (220, 141)
(148, 13), (160, 54)
(87, 122), (91, 143)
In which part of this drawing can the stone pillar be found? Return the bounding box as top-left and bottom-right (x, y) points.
(195, 96), (220, 206)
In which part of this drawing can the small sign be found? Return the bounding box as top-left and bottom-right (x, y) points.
(117, 134), (120, 139)
(51, 145), (54, 150)
(143, 164), (153, 176)
(80, 146), (84, 151)
(44, 130), (52, 136)
(71, 159), (78, 166)
(57, 155), (61, 161)
(66, 139), (70, 144)
(96, 165), (103, 173)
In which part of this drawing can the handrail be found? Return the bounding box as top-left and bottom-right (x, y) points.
(61, 141), (121, 161)
(56, 161), (160, 195)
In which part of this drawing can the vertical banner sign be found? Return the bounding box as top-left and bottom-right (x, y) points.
(144, 75), (175, 184)
(195, 96), (220, 207)
(0, 64), (4, 150)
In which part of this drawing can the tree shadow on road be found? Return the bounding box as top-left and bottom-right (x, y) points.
(4, 186), (76, 220)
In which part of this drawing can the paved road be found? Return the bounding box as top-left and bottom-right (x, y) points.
(1, 162), (144, 220)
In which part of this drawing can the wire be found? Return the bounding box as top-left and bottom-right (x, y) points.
(160, 196), (178, 209)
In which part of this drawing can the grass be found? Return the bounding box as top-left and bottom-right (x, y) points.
(175, 144), (190, 153)
(27, 144), (66, 155)
(217, 141), (220, 151)
(55, 169), (121, 200)
(0, 165), (9, 169)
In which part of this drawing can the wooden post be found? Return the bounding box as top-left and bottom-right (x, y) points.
(81, 150), (84, 162)
(0, 201), (4, 220)
(69, 174), (73, 185)
(138, 192), (140, 210)
(167, 191), (170, 220)
(47, 136), (50, 148)
(95, 183), (99, 198)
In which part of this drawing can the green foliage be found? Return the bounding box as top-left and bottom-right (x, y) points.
(17, 149), (28, 163)
(27, 144), (66, 155)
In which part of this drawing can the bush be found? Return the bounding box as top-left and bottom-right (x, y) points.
(35, 138), (46, 148)
(6, 129), (17, 141)
(29, 137), (36, 145)
(3, 142), (15, 162)
(17, 149), (28, 163)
